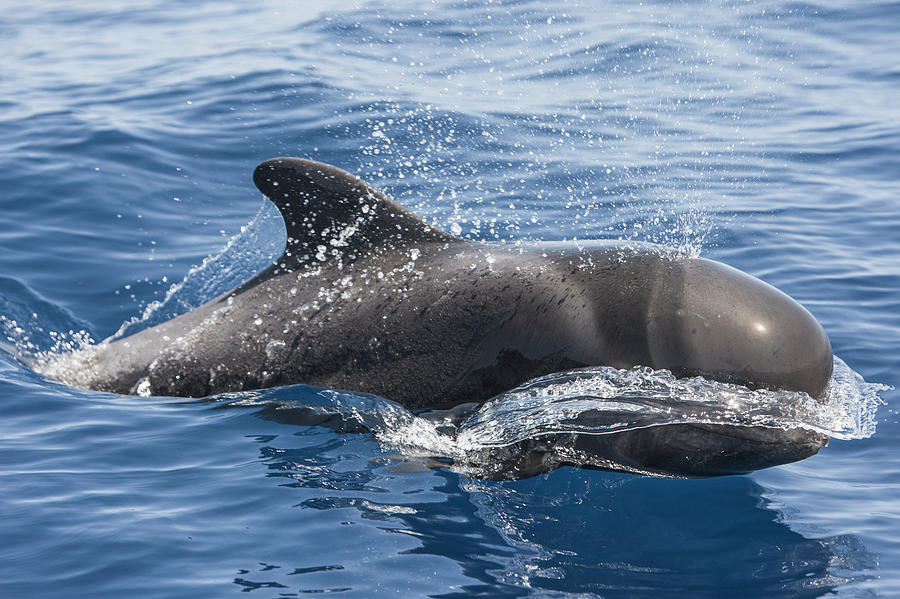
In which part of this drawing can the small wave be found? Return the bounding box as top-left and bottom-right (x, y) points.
(215, 356), (887, 478)
(0, 276), (95, 363)
(456, 356), (884, 446)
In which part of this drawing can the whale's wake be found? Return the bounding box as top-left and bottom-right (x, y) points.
(218, 356), (887, 478)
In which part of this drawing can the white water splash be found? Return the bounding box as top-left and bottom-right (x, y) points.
(454, 357), (885, 449)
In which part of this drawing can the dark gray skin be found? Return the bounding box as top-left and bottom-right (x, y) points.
(46, 158), (834, 477)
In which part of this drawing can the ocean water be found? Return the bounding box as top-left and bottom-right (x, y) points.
(1, 1), (898, 597)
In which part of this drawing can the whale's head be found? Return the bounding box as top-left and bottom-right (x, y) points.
(600, 256), (835, 476)
(646, 257), (833, 400)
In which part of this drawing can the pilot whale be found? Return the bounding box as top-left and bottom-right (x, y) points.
(44, 157), (834, 476)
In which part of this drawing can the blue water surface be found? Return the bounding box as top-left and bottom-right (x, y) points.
(1, 1), (898, 597)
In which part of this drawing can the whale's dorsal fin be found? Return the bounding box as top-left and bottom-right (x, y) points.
(253, 157), (459, 271)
